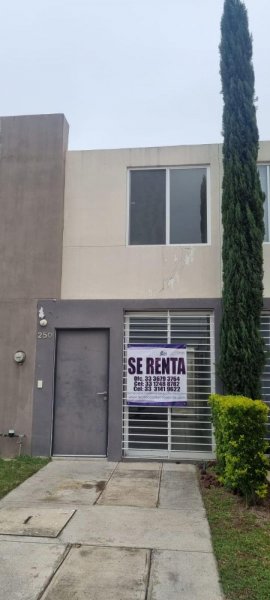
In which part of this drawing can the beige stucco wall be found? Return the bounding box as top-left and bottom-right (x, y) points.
(61, 143), (223, 299)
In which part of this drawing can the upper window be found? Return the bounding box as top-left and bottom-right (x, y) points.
(258, 165), (270, 242)
(129, 167), (208, 245)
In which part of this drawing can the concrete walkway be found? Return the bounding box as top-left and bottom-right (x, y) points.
(0, 460), (223, 599)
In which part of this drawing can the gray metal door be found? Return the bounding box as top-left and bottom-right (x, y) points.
(53, 329), (109, 456)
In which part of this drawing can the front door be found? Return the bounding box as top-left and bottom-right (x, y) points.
(53, 329), (109, 456)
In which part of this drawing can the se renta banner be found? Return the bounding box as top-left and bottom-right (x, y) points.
(127, 344), (187, 407)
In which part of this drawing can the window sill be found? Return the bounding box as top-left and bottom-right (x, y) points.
(127, 243), (211, 248)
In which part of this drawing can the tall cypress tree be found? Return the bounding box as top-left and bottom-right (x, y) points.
(219, 0), (265, 399)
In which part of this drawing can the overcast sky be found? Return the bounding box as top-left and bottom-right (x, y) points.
(1, 0), (269, 149)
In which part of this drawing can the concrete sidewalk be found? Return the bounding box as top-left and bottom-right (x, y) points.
(0, 460), (223, 599)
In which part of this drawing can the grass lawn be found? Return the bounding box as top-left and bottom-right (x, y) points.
(0, 456), (50, 499)
(201, 475), (270, 600)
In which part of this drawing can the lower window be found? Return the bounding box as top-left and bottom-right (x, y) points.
(122, 311), (215, 459)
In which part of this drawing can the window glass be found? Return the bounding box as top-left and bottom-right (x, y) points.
(258, 165), (269, 242)
(170, 168), (207, 244)
(129, 170), (166, 245)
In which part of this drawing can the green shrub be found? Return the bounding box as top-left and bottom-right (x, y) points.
(209, 394), (269, 504)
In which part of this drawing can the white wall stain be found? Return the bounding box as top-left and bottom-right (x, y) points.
(167, 277), (176, 289)
(183, 247), (194, 266)
(158, 248), (196, 295)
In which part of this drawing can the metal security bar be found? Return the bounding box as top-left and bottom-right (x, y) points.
(261, 314), (270, 447)
(122, 311), (216, 460)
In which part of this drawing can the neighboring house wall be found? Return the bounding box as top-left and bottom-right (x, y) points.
(61, 141), (270, 300)
(259, 142), (270, 297)
(0, 114), (68, 456)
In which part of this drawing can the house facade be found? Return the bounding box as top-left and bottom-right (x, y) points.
(0, 113), (269, 460)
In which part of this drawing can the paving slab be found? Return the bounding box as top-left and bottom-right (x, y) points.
(158, 469), (205, 510)
(98, 467), (160, 507)
(0, 477), (107, 507)
(42, 545), (150, 600)
(0, 459), (117, 507)
(60, 505), (212, 552)
(47, 459), (117, 479)
(147, 550), (223, 600)
(0, 507), (75, 537)
(0, 540), (67, 600)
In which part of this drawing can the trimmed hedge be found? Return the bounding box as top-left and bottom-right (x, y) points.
(209, 394), (269, 504)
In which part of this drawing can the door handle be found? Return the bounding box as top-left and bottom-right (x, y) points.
(97, 391), (108, 397)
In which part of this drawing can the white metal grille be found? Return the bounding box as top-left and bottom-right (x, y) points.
(261, 314), (270, 445)
(122, 311), (215, 460)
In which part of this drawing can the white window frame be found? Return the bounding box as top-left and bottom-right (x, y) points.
(258, 163), (270, 244)
(126, 165), (211, 247)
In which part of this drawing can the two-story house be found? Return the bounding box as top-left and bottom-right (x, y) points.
(0, 114), (269, 461)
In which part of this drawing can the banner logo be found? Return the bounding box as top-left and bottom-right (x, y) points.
(127, 344), (187, 407)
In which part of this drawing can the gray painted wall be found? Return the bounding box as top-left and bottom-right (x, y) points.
(0, 115), (68, 456)
(32, 298), (223, 461)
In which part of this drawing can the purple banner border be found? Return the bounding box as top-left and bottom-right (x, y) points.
(128, 344), (186, 349)
(127, 401), (187, 407)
